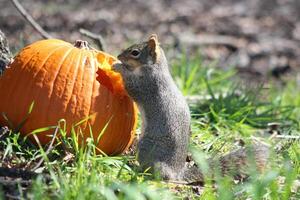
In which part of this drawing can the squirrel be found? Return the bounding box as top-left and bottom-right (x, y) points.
(0, 30), (12, 75)
(113, 34), (269, 183)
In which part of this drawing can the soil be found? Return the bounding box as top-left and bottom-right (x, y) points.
(0, 0), (299, 77)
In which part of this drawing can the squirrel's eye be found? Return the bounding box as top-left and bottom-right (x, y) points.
(130, 49), (141, 58)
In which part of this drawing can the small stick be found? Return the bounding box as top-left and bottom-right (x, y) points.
(10, 0), (52, 39)
(32, 127), (59, 171)
(5, 194), (22, 200)
(178, 33), (246, 49)
(163, 180), (189, 185)
(79, 28), (105, 51)
(274, 135), (300, 140)
(0, 126), (9, 139)
(164, 179), (204, 186)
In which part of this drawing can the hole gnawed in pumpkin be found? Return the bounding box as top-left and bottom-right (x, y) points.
(72, 39), (127, 96)
(95, 52), (127, 96)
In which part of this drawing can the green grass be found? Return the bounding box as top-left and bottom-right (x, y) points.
(0, 54), (299, 199)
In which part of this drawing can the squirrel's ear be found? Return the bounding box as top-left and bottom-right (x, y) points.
(148, 34), (160, 63)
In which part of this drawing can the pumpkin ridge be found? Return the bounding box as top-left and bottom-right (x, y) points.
(30, 45), (70, 90)
(16, 45), (70, 124)
(44, 47), (75, 126)
(86, 56), (100, 130)
(111, 102), (125, 154)
(116, 102), (137, 154)
(102, 114), (115, 154)
(78, 50), (96, 131)
(56, 48), (78, 100)
(58, 49), (80, 114)
(28, 45), (72, 130)
(48, 47), (75, 96)
(124, 102), (135, 152)
(117, 99), (134, 154)
(1, 53), (36, 114)
(46, 48), (78, 128)
(8, 50), (53, 124)
(84, 51), (98, 132)
(73, 50), (90, 126)
(94, 88), (113, 152)
(64, 49), (83, 114)
(124, 104), (138, 152)
(116, 101), (130, 154)
(102, 84), (115, 149)
(25, 45), (70, 102)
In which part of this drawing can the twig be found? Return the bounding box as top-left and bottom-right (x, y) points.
(274, 135), (300, 140)
(5, 194), (22, 200)
(164, 179), (205, 186)
(163, 180), (189, 185)
(0, 126), (9, 140)
(178, 33), (246, 49)
(32, 127), (59, 171)
(79, 28), (105, 51)
(185, 91), (242, 104)
(10, 0), (52, 39)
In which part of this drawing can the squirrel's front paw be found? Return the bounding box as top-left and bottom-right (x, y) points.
(112, 61), (123, 73)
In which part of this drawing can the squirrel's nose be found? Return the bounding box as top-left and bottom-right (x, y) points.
(117, 53), (126, 61)
(112, 59), (122, 71)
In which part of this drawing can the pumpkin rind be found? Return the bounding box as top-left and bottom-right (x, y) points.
(0, 39), (137, 155)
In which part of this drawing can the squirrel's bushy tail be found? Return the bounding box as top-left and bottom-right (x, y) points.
(182, 142), (270, 184)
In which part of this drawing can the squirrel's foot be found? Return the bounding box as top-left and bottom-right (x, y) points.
(152, 162), (179, 180)
(153, 162), (205, 184)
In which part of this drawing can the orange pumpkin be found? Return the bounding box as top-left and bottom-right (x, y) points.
(0, 39), (137, 155)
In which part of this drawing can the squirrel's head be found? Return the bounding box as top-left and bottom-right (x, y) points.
(117, 34), (161, 70)
(113, 34), (169, 102)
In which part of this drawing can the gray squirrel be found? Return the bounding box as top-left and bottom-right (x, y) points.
(113, 34), (269, 182)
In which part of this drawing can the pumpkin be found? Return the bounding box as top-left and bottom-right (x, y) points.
(0, 39), (137, 155)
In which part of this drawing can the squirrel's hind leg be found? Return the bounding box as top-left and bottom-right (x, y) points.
(181, 165), (205, 184)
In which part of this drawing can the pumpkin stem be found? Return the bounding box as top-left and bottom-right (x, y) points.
(74, 40), (89, 49)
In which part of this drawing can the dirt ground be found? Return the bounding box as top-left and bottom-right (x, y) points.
(1, 0), (299, 78)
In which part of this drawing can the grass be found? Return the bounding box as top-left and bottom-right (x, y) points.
(0, 53), (299, 199)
